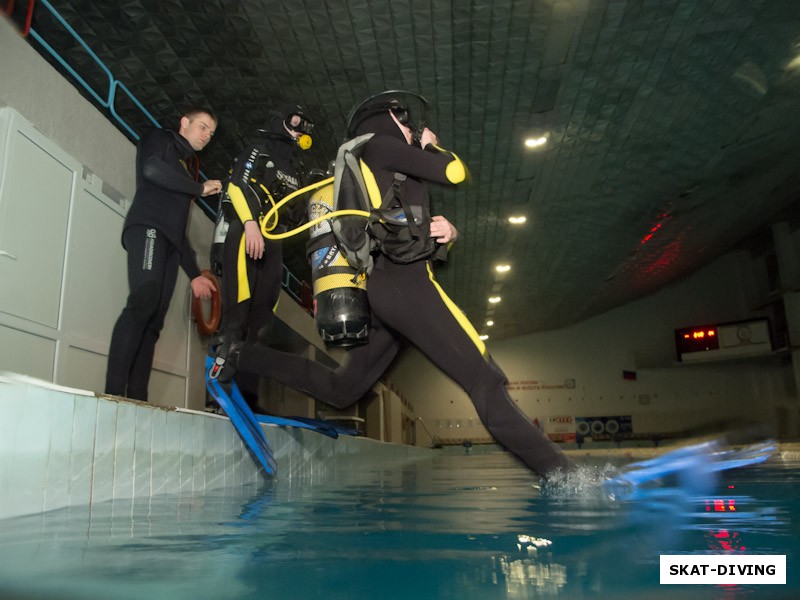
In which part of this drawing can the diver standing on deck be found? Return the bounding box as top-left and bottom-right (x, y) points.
(209, 107), (314, 382)
(105, 107), (222, 401)
(227, 92), (572, 477)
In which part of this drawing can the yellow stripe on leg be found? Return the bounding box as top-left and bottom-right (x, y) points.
(237, 235), (251, 303)
(425, 262), (485, 355)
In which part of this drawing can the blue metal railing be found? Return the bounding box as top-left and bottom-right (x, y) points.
(26, 1), (113, 109)
(109, 80), (162, 138)
(23, 0), (313, 310)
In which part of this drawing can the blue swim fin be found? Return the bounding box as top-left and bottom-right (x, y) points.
(605, 440), (776, 499)
(220, 379), (339, 438)
(256, 414), (340, 439)
(293, 416), (362, 437)
(205, 355), (277, 476)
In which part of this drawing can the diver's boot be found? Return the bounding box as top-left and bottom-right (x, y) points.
(208, 340), (241, 383)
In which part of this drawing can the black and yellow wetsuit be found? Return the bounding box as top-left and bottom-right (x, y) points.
(105, 128), (204, 401)
(234, 112), (571, 477)
(217, 127), (302, 355)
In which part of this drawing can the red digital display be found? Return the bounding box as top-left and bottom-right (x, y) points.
(675, 324), (720, 357)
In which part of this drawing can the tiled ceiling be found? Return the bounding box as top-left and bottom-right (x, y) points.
(17, 0), (800, 339)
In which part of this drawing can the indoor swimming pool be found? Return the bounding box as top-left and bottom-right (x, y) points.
(0, 448), (797, 599)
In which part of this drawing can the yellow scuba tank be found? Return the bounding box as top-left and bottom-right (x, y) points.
(307, 183), (370, 346)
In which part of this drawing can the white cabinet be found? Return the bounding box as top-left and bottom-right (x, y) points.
(0, 112), (77, 328)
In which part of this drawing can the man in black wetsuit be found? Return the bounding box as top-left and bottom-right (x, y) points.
(105, 107), (222, 401)
(209, 107), (314, 381)
(229, 94), (571, 477)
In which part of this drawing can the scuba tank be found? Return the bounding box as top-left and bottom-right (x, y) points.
(306, 182), (370, 346)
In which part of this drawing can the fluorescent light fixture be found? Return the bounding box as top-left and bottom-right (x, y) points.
(486, 320), (494, 327)
(525, 136), (547, 148)
(479, 334), (489, 341)
(495, 264), (511, 273)
(508, 215), (527, 225)
(488, 296), (501, 304)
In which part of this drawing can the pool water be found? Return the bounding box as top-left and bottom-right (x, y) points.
(0, 449), (797, 599)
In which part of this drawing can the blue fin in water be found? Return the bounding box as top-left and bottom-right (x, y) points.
(604, 440), (776, 500)
(205, 355), (277, 476)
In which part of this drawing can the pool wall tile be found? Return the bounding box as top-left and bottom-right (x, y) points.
(69, 395), (98, 507)
(0, 377), (435, 520)
(133, 408), (153, 497)
(164, 411), (182, 495)
(191, 413), (205, 492)
(150, 408), (167, 496)
(178, 411), (194, 493)
(44, 390), (75, 512)
(6, 384), (51, 517)
(203, 416), (223, 488)
(0, 382), (17, 510)
(91, 400), (118, 505)
(113, 402), (136, 500)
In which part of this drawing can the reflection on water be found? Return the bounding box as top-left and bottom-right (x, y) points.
(0, 451), (797, 599)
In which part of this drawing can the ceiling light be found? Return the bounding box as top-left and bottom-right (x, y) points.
(488, 296), (501, 304)
(486, 320), (494, 327)
(508, 215), (527, 225)
(524, 136), (547, 148)
(479, 334), (489, 341)
(495, 264), (511, 273)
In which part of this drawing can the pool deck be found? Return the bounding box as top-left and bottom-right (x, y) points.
(1, 372), (797, 521)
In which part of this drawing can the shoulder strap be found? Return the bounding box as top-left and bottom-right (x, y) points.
(333, 133), (374, 212)
(329, 134), (376, 278)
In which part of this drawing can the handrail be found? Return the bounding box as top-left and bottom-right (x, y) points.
(109, 80), (161, 140)
(27, 29), (111, 107)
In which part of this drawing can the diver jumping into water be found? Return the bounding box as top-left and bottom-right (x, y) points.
(217, 92), (572, 478)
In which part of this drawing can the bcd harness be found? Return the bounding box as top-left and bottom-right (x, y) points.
(260, 133), (442, 282)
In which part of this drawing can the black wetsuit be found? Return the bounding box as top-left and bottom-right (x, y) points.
(217, 124), (302, 350)
(236, 113), (571, 477)
(105, 128), (203, 401)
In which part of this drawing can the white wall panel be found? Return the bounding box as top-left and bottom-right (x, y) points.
(149, 368), (188, 409)
(58, 345), (107, 396)
(0, 125), (75, 327)
(60, 186), (127, 348)
(0, 324), (56, 380)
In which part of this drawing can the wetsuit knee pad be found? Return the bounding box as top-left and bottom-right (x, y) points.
(127, 280), (162, 322)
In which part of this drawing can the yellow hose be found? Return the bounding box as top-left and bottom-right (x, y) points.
(260, 176), (372, 240)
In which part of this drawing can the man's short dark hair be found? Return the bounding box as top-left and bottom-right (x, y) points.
(183, 106), (218, 124)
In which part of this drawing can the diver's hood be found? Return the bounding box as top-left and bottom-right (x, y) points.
(354, 111), (407, 143)
(258, 111), (295, 162)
